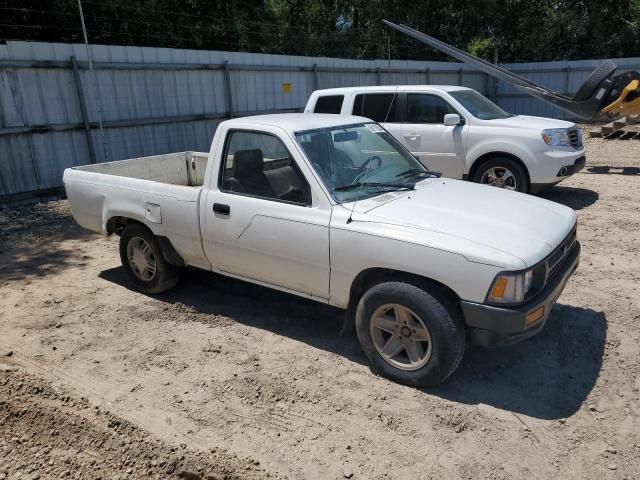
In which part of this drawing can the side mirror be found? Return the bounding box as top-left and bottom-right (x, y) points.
(444, 113), (463, 126)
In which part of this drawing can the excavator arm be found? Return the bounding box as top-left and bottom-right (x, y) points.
(383, 20), (640, 121)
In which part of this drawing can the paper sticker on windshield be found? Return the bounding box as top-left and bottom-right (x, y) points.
(365, 123), (385, 134)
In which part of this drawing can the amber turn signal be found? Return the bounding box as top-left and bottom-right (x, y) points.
(491, 277), (509, 299)
(525, 306), (545, 326)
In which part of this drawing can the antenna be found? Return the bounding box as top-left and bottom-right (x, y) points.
(383, 87), (398, 123)
(347, 89), (398, 224)
(346, 159), (373, 224)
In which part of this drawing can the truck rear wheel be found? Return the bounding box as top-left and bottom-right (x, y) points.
(119, 224), (182, 294)
(355, 281), (466, 387)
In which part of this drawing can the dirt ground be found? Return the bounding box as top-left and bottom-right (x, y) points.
(1, 132), (639, 480)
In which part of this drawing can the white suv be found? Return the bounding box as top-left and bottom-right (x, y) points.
(304, 86), (586, 193)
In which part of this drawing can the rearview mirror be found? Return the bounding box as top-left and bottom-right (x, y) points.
(334, 131), (358, 142)
(444, 113), (462, 126)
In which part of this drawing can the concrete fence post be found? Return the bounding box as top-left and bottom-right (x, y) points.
(312, 63), (319, 91)
(70, 55), (97, 164)
(223, 60), (235, 118)
(564, 64), (571, 119)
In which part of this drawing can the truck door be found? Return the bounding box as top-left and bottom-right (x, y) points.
(401, 93), (467, 179)
(202, 128), (331, 300)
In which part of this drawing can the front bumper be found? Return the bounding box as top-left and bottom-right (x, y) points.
(529, 148), (586, 193)
(461, 241), (581, 348)
(558, 155), (586, 176)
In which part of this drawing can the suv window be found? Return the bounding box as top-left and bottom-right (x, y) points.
(352, 93), (398, 123)
(313, 95), (344, 114)
(407, 94), (457, 124)
(220, 130), (309, 205)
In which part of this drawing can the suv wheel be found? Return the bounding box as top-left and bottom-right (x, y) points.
(473, 157), (528, 193)
(355, 281), (466, 387)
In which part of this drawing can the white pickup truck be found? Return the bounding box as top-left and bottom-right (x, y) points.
(63, 113), (580, 386)
(305, 86), (586, 193)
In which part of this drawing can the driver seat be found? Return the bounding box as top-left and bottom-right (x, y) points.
(233, 149), (274, 197)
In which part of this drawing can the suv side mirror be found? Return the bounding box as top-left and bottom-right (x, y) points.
(444, 113), (463, 126)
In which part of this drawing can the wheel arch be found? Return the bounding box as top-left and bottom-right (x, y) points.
(107, 217), (184, 267)
(467, 151), (531, 187)
(106, 216), (150, 236)
(341, 267), (463, 335)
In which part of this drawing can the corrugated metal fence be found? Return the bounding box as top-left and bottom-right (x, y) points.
(1, 40), (638, 204)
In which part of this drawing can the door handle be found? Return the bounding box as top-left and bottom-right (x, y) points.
(213, 203), (230, 215)
(404, 134), (420, 141)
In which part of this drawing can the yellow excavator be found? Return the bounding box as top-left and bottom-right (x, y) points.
(384, 20), (640, 121)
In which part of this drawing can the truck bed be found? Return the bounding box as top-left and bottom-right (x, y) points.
(63, 151), (211, 270)
(71, 151), (209, 187)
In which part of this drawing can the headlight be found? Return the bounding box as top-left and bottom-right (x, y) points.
(541, 128), (571, 146)
(486, 270), (534, 304)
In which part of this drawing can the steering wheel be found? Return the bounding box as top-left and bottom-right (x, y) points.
(358, 155), (383, 173)
(353, 155), (383, 183)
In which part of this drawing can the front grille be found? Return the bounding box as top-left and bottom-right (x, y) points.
(568, 128), (583, 149)
(546, 227), (577, 281)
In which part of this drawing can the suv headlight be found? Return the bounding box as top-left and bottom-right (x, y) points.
(486, 269), (534, 305)
(541, 128), (571, 146)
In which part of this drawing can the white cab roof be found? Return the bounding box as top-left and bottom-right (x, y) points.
(222, 113), (371, 133)
(312, 85), (472, 94)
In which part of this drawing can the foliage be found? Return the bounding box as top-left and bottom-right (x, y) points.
(1, 0), (639, 62)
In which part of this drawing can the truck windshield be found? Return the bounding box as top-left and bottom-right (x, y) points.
(449, 90), (513, 120)
(295, 123), (433, 203)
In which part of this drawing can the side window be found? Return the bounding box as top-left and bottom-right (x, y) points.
(220, 130), (310, 205)
(352, 94), (398, 123)
(407, 94), (457, 124)
(314, 95), (344, 114)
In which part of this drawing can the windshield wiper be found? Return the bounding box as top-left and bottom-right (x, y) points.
(334, 181), (416, 192)
(395, 168), (442, 179)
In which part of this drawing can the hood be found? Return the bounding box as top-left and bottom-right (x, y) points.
(352, 179), (576, 268)
(483, 115), (575, 130)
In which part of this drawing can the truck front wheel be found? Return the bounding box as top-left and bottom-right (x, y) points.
(355, 282), (466, 387)
(119, 224), (182, 294)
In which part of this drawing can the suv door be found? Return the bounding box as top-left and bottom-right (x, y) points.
(203, 128), (331, 299)
(351, 92), (403, 140)
(401, 93), (467, 179)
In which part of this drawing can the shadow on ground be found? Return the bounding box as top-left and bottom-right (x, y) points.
(432, 304), (606, 419)
(586, 165), (640, 176)
(603, 130), (640, 140)
(539, 185), (599, 210)
(100, 266), (363, 364)
(101, 266), (606, 420)
(0, 202), (93, 282)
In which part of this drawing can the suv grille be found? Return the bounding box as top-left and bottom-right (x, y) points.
(568, 128), (583, 149)
(546, 227), (577, 282)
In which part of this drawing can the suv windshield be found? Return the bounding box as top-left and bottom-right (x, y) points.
(449, 90), (513, 120)
(295, 123), (435, 203)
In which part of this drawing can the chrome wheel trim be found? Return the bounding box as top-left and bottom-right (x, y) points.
(480, 166), (518, 190)
(127, 236), (157, 282)
(369, 303), (433, 371)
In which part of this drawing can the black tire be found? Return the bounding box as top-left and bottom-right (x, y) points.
(572, 61), (617, 102)
(355, 281), (466, 387)
(119, 223), (182, 294)
(472, 157), (529, 193)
